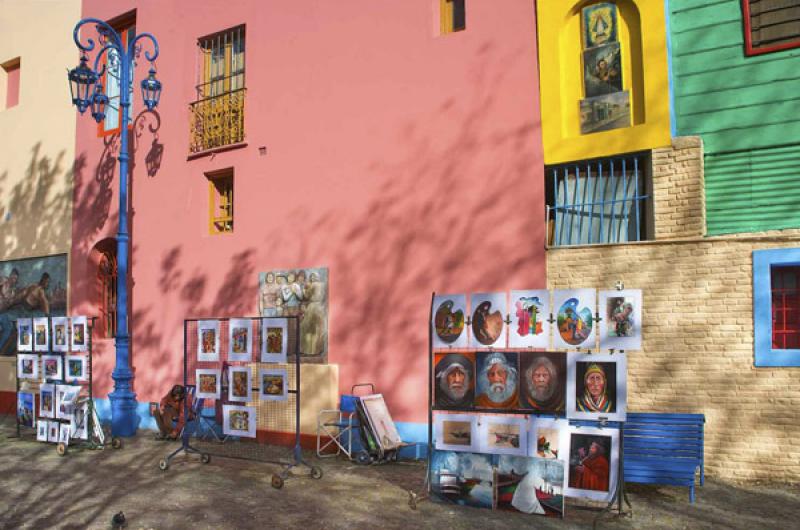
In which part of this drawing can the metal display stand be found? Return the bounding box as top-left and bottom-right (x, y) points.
(159, 316), (322, 489)
(410, 291), (632, 527)
(13, 316), (122, 455)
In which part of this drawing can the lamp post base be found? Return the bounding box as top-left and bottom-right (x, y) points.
(109, 388), (139, 437)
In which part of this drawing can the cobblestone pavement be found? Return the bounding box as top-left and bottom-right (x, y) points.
(0, 423), (797, 529)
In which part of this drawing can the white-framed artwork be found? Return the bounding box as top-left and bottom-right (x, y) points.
(70, 401), (89, 440)
(432, 294), (468, 349)
(433, 412), (478, 452)
(528, 417), (569, 462)
(258, 368), (288, 401)
(477, 414), (528, 456)
(197, 320), (220, 362)
(58, 422), (71, 445)
(17, 318), (33, 352)
(598, 289), (642, 351)
(17, 353), (38, 380)
(564, 425), (620, 502)
(469, 292), (508, 348)
(509, 289), (551, 349)
(39, 383), (55, 419)
(47, 421), (60, 442)
(196, 368), (221, 400)
(261, 318), (288, 363)
(56, 385), (81, 421)
(494, 455), (566, 517)
(33, 317), (49, 352)
(71, 316), (88, 352)
(41, 354), (62, 381)
(360, 394), (403, 451)
(553, 289), (597, 350)
(17, 391), (35, 428)
(51, 317), (69, 352)
(228, 318), (252, 361)
(566, 352), (627, 422)
(228, 366), (252, 403)
(36, 420), (48, 441)
(65, 355), (88, 382)
(223, 404), (256, 438)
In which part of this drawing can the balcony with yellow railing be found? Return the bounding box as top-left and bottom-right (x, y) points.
(189, 87), (246, 154)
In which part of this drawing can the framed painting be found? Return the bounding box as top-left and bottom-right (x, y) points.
(16, 319), (32, 352)
(17, 391), (35, 428)
(39, 383), (55, 419)
(259, 368), (289, 401)
(228, 318), (252, 362)
(566, 352), (627, 422)
(469, 292), (507, 348)
(65, 355), (88, 382)
(518, 351), (567, 415)
(33, 317), (49, 352)
(56, 385), (81, 420)
(434, 351), (475, 410)
(495, 455), (565, 518)
(41, 354), (62, 381)
(47, 421), (60, 442)
(227, 367), (252, 403)
(579, 91), (631, 135)
(553, 289), (596, 350)
(430, 450), (495, 509)
(58, 423), (71, 446)
(582, 2), (617, 48)
(36, 420), (48, 441)
(478, 415), (527, 456)
(261, 318), (288, 363)
(17, 353), (38, 380)
(509, 290), (550, 349)
(433, 413), (478, 452)
(529, 417), (569, 461)
(432, 294), (468, 349)
(51, 317), (69, 352)
(598, 289), (642, 351)
(565, 426), (619, 502)
(360, 394), (403, 451)
(583, 42), (622, 98)
(474, 351), (519, 410)
(71, 316), (88, 352)
(223, 404), (256, 438)
(196, 368), (221, 400)
(197, 320), (220, 362)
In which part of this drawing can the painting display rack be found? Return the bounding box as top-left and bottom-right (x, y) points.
(14, 316), (122, 455)
(159, 316), (322, 489)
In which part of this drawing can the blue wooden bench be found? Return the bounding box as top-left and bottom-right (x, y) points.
(623, 412), (705, 503)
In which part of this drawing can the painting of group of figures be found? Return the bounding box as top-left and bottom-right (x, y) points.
(258, 267), (327, 360)
(0, 254), (67, 355)
(433, 289), (641, 352)
(434, 350), (627, 421)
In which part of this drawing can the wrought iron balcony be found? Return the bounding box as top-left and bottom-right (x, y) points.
(189, 87), (246, 154)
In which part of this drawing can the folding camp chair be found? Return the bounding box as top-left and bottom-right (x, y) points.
(316, 383), (374, 459)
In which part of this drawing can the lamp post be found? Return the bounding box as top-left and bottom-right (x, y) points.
(69, 19), (161, 437)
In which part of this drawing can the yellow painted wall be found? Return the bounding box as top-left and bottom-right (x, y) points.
(537, 0), (671, 164)
(0, 0), (79, 261)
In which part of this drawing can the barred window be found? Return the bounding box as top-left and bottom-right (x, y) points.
(546, 153), (652, 247)
(98, 249), (117, 338)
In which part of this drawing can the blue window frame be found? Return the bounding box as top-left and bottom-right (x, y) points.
(753, 247), (800, 367)
(546, 152), (651, 246)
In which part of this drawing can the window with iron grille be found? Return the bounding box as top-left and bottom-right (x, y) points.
(99, 12), (136, 136)
(208, 170), (234, 234)
(98, 249), (117, 338)
(546, 152), (652, 247)
(190, 26), (246, 153)
(771, 265), (800, 350)
(743, 0), (800, 56)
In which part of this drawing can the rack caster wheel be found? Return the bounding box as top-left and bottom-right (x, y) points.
(111, 437), (122, 449)
(56, 443), (67, 456)
(310, 466), (323, 479)
(200, 453), (211, 464)
(408, 491), (418, 510)
(271, 475), (284, 489)
(356, 451), (371, 465)
(158, 459), (169, 471)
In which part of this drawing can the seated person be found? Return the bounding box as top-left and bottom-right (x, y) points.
(153, 385), (194, 440)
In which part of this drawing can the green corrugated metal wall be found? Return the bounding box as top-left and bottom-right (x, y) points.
(670, 0), (800, 235)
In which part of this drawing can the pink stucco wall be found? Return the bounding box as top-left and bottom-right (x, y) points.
(71, 0), (545, 424)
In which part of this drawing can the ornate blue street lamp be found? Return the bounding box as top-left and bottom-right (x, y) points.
(68, 19), (161, 437)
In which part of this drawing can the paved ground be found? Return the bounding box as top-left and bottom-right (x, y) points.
(0, 422), (798, 529)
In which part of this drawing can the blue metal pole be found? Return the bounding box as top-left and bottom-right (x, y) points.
(108, 37), (137, 437)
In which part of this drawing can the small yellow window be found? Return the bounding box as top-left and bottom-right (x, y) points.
(208, 171), (234, 234)
(441, 0), (466, 35)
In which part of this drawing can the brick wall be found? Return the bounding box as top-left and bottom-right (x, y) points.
(547, 137), (800, 482)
